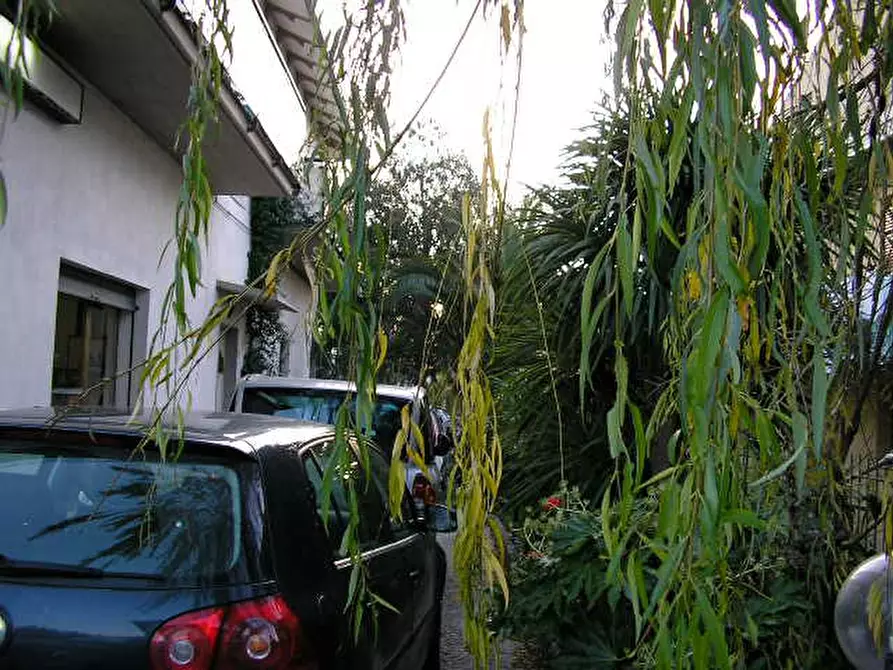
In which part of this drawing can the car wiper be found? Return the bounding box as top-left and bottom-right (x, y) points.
(0, 554), (164, 581)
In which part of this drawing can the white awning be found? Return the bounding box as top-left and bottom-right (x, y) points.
(216, 280), (299, 313)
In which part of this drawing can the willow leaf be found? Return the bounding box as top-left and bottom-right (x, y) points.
(749, 439), (806, 488)
(618, 220), (634, 316)
(811, 352), (828, 459)
(794, 190), (829, 336)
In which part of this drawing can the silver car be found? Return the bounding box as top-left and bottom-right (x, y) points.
(228, 376), (454, 507)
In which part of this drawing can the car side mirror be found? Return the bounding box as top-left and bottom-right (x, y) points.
(426, 504), (458, 533)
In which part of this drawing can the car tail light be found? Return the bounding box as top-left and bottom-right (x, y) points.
(150, 595), (316, 670)
(412, 474), (437, 506)
(150, 606), (225, 670)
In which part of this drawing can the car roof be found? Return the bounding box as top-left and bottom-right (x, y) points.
(240, 375), (425, 402)
(0, 407), (336, 457)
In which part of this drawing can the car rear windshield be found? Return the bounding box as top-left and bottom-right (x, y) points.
(0, 432), (271, 586)
(242, 387), (410, 451)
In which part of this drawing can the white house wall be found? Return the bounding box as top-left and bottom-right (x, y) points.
(0, 81), (258, 410)
(279, 269), (313, 377)
(210, 196), (251, 284)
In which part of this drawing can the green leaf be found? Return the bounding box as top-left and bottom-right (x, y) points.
(703, 450), (719, 534)
(645, 541), (684, 621)
(668, 90), (691, 197)
(580, 291), (613, 401)
(749, 434), (806, 489)
(746, 0), (770, 62)
(696, 588), (731, 668)
(754, 408), (777, 461)
(617, 221), (634, 316)
(580, 239), (614, 400)
(346, 563), (361, 611)
(607, 346), (628, 459)
(738, 23), (758, 106)
(657, 481), (680, 538)
(608, 406), (627, 459)
(794, 190), (829, 336)
(714, 184), (747, 295)
(631, 403), (647, 480)
(690, 290), (730, 407)
(722, 508), (765, 529)
(717, 64), (733, 134)
(861, 0), (877, 45)
(811, 351), (828, 459)
(734, 139), (770, 277)
(369, 591), (400, 615)
(0, 171), (7, 227)
(827, 62), (840, 127)
(613, 0), (644, 99)
(626, 551), (643, 637)
(767, 0), (804, 47)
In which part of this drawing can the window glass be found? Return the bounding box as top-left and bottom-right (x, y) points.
(242, 388), (408, 455)
(303, 440), (392, 556)
(365, 444), (415, 532)
(52, 294), (130, 407)
(0, 435), (270, 585)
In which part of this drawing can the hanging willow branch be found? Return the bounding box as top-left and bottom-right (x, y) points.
(585, 0), (893, 666)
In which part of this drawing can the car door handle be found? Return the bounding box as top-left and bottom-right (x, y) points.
(408, 568), (421, 582)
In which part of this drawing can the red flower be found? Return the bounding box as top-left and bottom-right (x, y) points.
(543, 496), (562, 511)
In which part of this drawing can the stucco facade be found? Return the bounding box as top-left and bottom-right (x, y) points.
(0, 1), (317, 410)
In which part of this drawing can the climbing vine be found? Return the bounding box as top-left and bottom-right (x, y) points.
(243, 196), (316, 376)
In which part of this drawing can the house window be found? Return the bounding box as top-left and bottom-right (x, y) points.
(51, 265), (136, 407)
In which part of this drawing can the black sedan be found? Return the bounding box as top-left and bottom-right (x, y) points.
(0, 409), (452, 669)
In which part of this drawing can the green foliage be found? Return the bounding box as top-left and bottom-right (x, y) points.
(498, 489), (638, 669)
(582, 0), (893, 667)
(248, 196), (316, 280)
(307, 0), (426, 641)
(242, 309), (286, 376)
(124, 0), (246, 475)
(243, 196), (317, 376)
(453, 178), (509, 667)
(162, 0), (233, 337)
(501, 484), (869, 668)
(316, 127), (478, 383)
(495, 107), (685, 515)
(508, 484), (873, 668)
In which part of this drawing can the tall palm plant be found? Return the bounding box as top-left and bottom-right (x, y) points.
(494, 105), (694, 514)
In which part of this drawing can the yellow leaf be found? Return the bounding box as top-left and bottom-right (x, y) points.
(685, 270), (702, 301)
(375, 328), (388, 373)
(485, 551), (509, 606)
(737, 296), (751, 328)
(500, 3), (511, 49)
(264, 249), (287, 298)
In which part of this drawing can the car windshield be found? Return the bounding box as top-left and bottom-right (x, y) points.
(241, 387), (410, 451)
(0, 433), (270, 586)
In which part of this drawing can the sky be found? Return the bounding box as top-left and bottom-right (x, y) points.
(212, 0), (613, 200)
(182, 0), (308, 160)
(318, 0), (613, 198)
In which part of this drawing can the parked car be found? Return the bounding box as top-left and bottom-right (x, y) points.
(0, 408), (453, 669)
(228, 376), (455, 507)
(430, 407), (460, 495)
